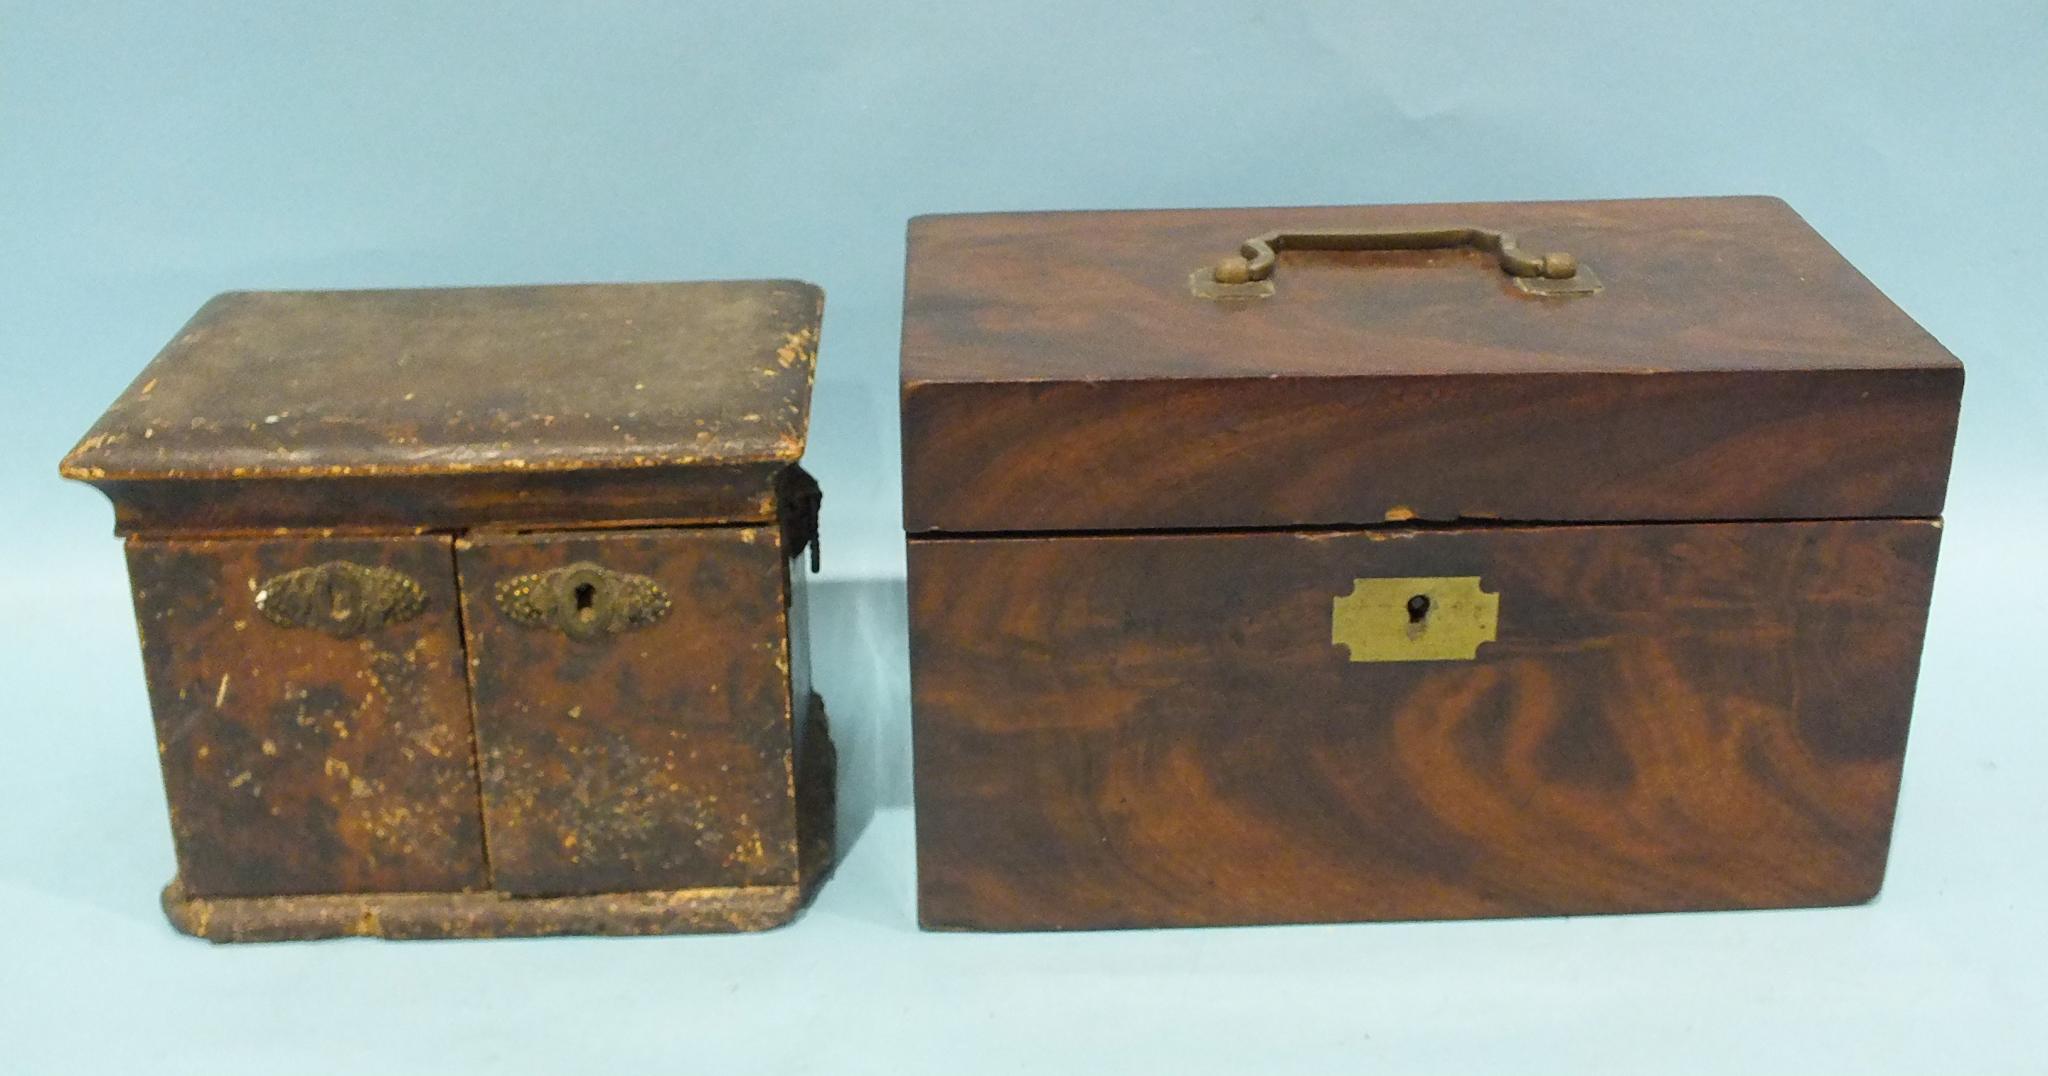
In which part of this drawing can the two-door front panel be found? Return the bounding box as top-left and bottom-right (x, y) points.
(908, 519), (1942, 930)
(128, 535), (488, 897)
(457, 526), (798, 897)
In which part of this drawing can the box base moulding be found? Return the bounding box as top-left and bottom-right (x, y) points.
(162, 878), (810, 942)
(163, 696), (838, 943)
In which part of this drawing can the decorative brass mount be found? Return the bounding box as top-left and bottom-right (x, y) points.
(494, 562), (671, 642)
(1193, 226), (1601, 299)
(254, 562), (426, 639)
(1332, 576), (1500, 663)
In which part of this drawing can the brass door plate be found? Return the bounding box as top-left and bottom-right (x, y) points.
(1332, 576), (1499, 662)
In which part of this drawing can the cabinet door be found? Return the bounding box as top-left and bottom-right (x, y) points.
(128, 535), (487, 897)
(456, 527), (798, 897)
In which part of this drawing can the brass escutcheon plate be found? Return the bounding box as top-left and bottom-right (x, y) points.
(1332, 576), (1499, 662)
(254, 561), (426, 639)
(494, 562), (671, 642)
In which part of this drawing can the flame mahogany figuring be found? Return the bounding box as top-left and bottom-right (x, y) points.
(902, 198), (1960, 930)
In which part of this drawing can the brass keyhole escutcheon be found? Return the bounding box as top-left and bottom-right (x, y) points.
(255, 562), (426, 639)
(1333, 577), (1498, 663)
(495, 562), (671, 642)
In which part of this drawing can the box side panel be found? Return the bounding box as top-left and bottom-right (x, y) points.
(457, 526), (798, 897)
(902, 367), (1961, 533)
(909, 519), (1940, 930)
(128, 534), (487, 897)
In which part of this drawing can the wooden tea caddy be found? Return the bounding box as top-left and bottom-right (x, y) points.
(900, 197), (1961, 930)
(62, 281), (834, 941)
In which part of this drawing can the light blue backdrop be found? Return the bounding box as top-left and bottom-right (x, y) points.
(4, 3), (2044, 1073)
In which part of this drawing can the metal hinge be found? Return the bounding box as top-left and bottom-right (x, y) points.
(779, 464), (822, 573)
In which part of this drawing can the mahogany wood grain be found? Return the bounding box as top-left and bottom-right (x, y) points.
(901, 197), (1962, 532)
(909, 519), (1941, 929)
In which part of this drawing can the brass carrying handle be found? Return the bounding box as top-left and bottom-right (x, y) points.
(1197, 226), (1599, 298)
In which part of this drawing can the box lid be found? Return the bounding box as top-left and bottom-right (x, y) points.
(63, 281), (822, 533)
(900, 197), (1961, 534)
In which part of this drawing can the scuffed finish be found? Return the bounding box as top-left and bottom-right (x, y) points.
(900, 197), (1963, 531)
(161, 696), (837, 942)
(128, 535), (487, 897)
(63, 281), (822, 481)
(88, 461), (789, 537)
(458, 526), (801, 897)
(61, 280), (835, 940)
(162, 879), (805, 942)
(909, 519), (1942, 930)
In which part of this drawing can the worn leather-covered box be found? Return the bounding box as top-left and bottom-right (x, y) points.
(62, 281), (834, 941)
(901, 197), (1961, 931)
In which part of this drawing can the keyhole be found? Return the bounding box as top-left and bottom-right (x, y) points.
(328, 587), (355, 622)
(1406, 594), (1431, 624)
(573, 582), (597, 623)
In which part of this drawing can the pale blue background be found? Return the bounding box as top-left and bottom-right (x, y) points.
(4, 3), (2045, 1073)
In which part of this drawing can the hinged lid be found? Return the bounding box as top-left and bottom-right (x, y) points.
(900, 197), (1961, 534)
(63, 281), (822, 534)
